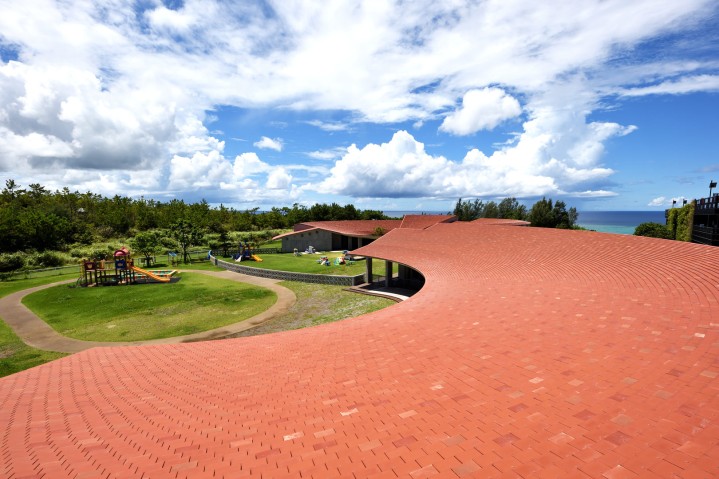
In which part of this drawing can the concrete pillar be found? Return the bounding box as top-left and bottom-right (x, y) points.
(385, 260), (392, 288)
(365, 257), (373, 284)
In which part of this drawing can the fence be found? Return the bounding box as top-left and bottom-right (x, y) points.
(1, 265), (81, 281)
(211, 255), (366, 286)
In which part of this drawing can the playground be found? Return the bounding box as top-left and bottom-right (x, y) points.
(80, 247), (178, 287)
(232, 242), (264, 262)
(20, 271), (280, 342)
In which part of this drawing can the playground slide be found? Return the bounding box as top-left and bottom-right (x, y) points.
(251, 254), (263, 262)
(131, 266), (171, 282)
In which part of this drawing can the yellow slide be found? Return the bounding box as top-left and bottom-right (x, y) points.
(251, 254), (263, 262)
(131, 266), (171, 282)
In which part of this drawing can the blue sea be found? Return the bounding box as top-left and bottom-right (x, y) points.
(384, 210), (666, 235)
(575, 211), (666, 235)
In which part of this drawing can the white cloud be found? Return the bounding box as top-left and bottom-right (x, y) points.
(305, 148), (347, 161)
(649, 196), (667, 206)
(648, 196), (689, 207)
(315, 102), (631, 199)
(439, 88), (522, 135)
(0, 0), (716, 201)
(621, 75), (719, 96)
(254, 136), (283, 152)
(232, 152), (272, 177)
(266, 167), (292, 189)
(306, 120), (351, 132)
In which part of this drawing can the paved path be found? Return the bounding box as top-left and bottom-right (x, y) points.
(0, 269), (296, 353)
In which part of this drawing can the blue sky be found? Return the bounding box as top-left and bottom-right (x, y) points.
(1, 0), (718, 212)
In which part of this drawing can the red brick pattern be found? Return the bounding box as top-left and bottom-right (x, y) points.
(2, 224), (719, 478)
(400, 215), (456, 229)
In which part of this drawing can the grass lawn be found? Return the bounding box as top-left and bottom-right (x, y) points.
(218, 253), (397, 276)
(229, 281), (396, 338)
(22, 273), (277, 342)
(0, 273), (78, 378)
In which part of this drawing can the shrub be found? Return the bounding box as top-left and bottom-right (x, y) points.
(634, 222), (673, 239)
(30, 250), (68, 268)
(0, 252), (26, 272)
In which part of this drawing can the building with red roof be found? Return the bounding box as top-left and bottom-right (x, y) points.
(274, 215), (456, 252)
(2, 221), (719, 478)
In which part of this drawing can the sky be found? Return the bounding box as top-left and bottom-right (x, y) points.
(1, 0), (718, 212)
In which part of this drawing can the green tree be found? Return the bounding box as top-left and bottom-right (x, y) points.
(453, 198), (485, 221)
(483, 201), (499, 218)
(171, 220), (204, 263)
(130, 230), (163, 267)
(528, 198), (555, 227)
(634, 222), (673, 239)
(497, 197), (527, 220)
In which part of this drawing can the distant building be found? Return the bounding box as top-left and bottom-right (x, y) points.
(273, 215), (457, 253)
(693, 193), (719, 246)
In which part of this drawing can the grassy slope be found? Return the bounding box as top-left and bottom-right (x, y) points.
(1, 259), (397, 377)
(229, 281), (396, 338)
(22, 273), (277, 342)
(0, 274), (77, 377)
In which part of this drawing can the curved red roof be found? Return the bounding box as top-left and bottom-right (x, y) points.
(2, 223), (719, 478)
(399, 214), (456, 229)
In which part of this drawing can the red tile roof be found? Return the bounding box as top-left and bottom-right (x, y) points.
(272, 219), (402, 240)
(399, 214), (456, 229)
(2, 222), (719, 478)
(273, 215), (455, 240)
(472, 217), (531, 226)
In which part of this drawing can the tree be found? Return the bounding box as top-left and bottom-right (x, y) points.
(528, 198), (555, 227)
(497, 197), (526, 220)
(453, 198), (485, 221)
(171, 220), (204, 263)
(634, 222), (673, 239)
(483, 201), (499, 218)
(130, 230), (163, 267)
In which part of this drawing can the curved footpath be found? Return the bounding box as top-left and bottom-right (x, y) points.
(0, 269), (296, 353)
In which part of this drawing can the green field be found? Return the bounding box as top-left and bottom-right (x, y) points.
(22, 273), (277, 342)
(1, 257), (398, 378)
(221, 253), (396, 276)
(0, 274), (77, 377)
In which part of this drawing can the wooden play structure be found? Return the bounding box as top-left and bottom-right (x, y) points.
(80, 247), (176, 286)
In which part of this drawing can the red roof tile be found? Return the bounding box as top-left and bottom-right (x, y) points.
(472, 217), (531, 226)
(273, 219), (402, 240)
(399, 214), (456, 229)
(2, 222), (719, 478)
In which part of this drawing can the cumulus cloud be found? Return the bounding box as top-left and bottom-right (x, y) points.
(440, 88), (522, 135)
(0, 0), (717, 201)
(266, 167), (292, 189)
(315, 98), (631, 199)
(254, 136), (283, 152)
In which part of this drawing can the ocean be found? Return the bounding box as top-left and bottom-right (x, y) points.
(383, 210), (667, 235)
(575, 211), (666, 235)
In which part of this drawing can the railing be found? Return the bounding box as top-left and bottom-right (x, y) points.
(695, 195), (719, 214)
(692, 225), (719, 246)
(1, 264), (80, 281)
(211, 255), (366, 286)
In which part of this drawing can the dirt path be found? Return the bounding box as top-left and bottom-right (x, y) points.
(0, 270), (296, 353)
